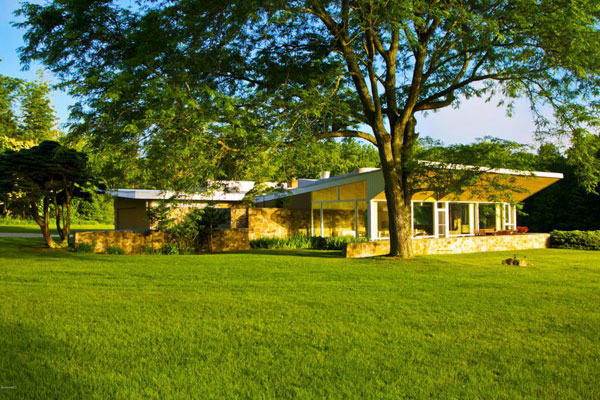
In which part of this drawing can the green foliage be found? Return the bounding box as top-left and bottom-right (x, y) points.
(550, 230), (600, 251)
(106, 246), (125, 255)
(0, 71), (58, 150)
(16, 0), (600, 256)
(19, 72), (57, 143)
(158, 207), (230, 253)
(0, 141), (102, 247)
(73, 242), (94, 253)
(161, 243), (181, 255)
(521, 143), (600, 232)
(250, 235), (368, 250)
(70, 193), (113, 224)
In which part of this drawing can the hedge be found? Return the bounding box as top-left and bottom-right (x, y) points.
(250, 234), (368, 250)
(549, 230), (600, 250)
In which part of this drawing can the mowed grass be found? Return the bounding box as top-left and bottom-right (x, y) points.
(0, 223), (114, 235)
(0, 238), (599, 399)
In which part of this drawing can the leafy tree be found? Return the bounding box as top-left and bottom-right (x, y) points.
(0, 141), (100, 247)
(0, 74), (22, 142)
(17, 0), (600, 257)
(20, 72), (57, 142)
(0, 71), (57, 151)
(521, 142), (600, 232)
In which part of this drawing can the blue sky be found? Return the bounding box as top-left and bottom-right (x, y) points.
(1, 0), (539, 146)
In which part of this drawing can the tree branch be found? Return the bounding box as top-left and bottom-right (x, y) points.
(315, 130), (377, 146)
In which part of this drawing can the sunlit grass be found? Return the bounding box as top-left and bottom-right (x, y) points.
(0, 238), (598, 399)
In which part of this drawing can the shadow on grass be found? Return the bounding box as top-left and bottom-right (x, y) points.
(220, 249), (345, 258)
(0, 321), (84, 398)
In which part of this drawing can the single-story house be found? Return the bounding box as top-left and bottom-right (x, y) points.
(98, 165), (563, 256)
(254, 166), (563, 240)
(111, 181), (276, 230)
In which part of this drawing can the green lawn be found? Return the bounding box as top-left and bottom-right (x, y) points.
(0, 223), (114, 235)
(0, 238), (598, 399)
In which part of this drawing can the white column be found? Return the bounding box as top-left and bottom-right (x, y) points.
(368, 200), (378, 240)
(433, 202), (439, 238)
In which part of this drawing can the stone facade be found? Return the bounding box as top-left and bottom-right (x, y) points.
(74, 228), (250, 254)
(74, 230), (167, 254)
(344, 233), (551, 258)
(211, 228), (250, 252)
(248, 208), (310, 240)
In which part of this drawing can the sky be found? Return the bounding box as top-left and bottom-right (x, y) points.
(1, 0), (540, 146)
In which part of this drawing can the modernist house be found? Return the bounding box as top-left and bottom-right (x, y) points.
(111, 165), (562, 241)
(254, 167), (563, 240)
(110, 181), (272, 230)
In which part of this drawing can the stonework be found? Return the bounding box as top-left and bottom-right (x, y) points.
(74, 228), (250, 254)
(74, 230), (167, 254)
(211, 228), (250, 252)
(344, 233), (551, 258)
(248, 208), (310, 240)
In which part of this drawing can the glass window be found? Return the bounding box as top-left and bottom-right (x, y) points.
(312, 203), (321, 236)
(356, 201), (367, 238)
(478, 204), (496, 230)
(312, 187), (337, 201)
(450, 203), (471, 235)
(322, 201), (356, 237)
(377, 202), (389, 238)
(339, 181), (366, 200)
(413, 202), (434, 236)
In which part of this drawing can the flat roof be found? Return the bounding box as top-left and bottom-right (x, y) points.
(110, 181), (282, 202)
(255, 164), (564, 203)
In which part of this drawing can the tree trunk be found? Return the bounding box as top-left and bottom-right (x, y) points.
(31, 199), (59, 248)
(380, 165), (413, 258)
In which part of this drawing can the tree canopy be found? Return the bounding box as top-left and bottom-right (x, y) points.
(0, 141), (100, 247)
(0, 71), (58, 151)
(16, 0), (600, 256)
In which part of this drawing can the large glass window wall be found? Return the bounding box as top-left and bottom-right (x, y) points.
(311, 181), (368, 238)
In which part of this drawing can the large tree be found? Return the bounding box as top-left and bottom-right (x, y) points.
(17, 0), (600, 256)
(0, 141), (99, 247)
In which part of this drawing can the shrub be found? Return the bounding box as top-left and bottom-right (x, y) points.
(250, 235), (368, 250)
(161, 243), (180, 255)
(74, 242), (94, 253)
(106, 246), (125, 255)
(550, 230), (600, 250)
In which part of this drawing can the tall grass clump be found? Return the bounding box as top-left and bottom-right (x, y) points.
(250, 235), (368, 250)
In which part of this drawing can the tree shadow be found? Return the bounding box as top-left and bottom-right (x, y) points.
(226, 249), (345, 258)
(0, 321), (85, 398)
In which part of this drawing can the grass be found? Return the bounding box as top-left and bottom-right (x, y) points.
(0, 222), (113, 235)
(0, 237), (598, 399)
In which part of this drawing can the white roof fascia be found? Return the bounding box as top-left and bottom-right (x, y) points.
(418, 160), (564, 179)
(110, 180), (280, 202)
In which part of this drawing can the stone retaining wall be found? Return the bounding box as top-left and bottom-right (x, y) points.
(344, 233), (551, 258)
(248, 208), (310, 240)
(74, 230), (167, 254)
(74, 228), (250, 254)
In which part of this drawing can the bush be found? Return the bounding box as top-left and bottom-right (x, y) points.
(550, 230), (600, 250)
(106, 246), (125, 255)
(161, 243), (181, 255)
(74, 242), (94, 253)
(250, 235), (368, 250)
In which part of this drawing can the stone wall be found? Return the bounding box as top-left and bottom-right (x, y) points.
(211, 228), (250, 252)
(74, 228), (249, 254)
(344, 233), (551, 258)
(247, 208), (310, 240)
(74, 230), (167, 254)
(231, 207), (249, 229)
